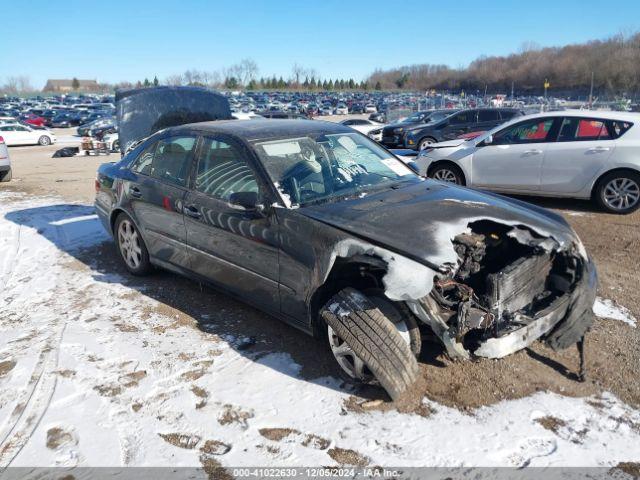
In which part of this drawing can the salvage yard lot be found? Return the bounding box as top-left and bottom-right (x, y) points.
(1, 130), (639, 469)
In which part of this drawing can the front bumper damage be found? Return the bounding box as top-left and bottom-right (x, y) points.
(407, 258), (596, 360)
(400, 212), (598, 361)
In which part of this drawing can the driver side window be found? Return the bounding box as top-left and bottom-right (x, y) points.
(493, 118), (554, 145)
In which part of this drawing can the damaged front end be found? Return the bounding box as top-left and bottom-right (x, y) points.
(406, 219), (597, 360)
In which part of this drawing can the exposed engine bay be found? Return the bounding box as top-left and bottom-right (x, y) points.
(406, 219), (593, 360)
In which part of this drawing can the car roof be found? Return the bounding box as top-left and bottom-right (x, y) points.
(174, 119), (353, 141)
(516, 109), (640, 121)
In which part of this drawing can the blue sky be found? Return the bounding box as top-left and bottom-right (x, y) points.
(4, 0), (639, 88)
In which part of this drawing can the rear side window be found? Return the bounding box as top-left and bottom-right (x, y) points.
(610, 120), (633, 139)
(130, 136), (196, 186)
(131, 143), (156, 175)
(499, 110), (517, 120)
(557, 118), (623, 142)
(478, 110), (499, 122)
(449, 110), (477, 125)
(195, 138), (258, 201)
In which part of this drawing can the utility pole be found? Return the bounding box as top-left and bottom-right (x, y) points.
(588, 71), (594, 109)
(511, 81), (514, 101)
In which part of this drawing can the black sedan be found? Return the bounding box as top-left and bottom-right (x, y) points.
(96, 119), (596, 399)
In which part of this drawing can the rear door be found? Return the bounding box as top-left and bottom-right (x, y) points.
(441, 110), (478, 140)
(471, 117), (558, 191)
(126, 134), (197, 268)
(476, 109), (501, 133)
(540, 117), (616, 194)
(183, 135), (280, 313)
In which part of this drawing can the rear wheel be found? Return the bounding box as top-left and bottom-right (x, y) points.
(0, 168), (11, 182)
(595, 171), (640, 214)
(321, 288), (420, 400)
(115, 213), (152, 275)
(429, 163), (465, 185)
(38, 136), (51, 146)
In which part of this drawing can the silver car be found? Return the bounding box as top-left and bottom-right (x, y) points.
(416, 110), (640, 214)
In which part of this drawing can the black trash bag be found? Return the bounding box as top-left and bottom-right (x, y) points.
(52, 147), (79, 158)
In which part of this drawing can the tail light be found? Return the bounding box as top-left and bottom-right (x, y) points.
(95, 178), (101, 192)
(0, 136), (4, 143)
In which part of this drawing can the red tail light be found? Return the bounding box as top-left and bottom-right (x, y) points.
(95, 179), (101, 192)
(0, 136), (4, 144)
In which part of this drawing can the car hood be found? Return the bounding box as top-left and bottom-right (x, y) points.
(299, 181), (577, 270)
(116, 86), (231, 154)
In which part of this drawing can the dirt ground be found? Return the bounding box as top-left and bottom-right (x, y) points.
(3, 129), (640, 414)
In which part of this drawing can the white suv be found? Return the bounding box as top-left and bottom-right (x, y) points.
(416, 110), (640, 214)
(0, 134), (11, 182)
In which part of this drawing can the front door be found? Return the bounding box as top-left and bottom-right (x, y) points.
(472, 117), (558, 192)
(183, 136), (280, 313)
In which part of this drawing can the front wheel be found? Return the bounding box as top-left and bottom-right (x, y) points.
(38, 136), (51, 146)
(595, 171), (640, 214)
(429, 163), (465, 185)
(114, 214), (152, 275)
(321, 288), (420, 400)
(418, 137), (437, 151)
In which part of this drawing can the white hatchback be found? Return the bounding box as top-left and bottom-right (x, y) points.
(416, 110), (640, 213)
(0, 123), (56, 146)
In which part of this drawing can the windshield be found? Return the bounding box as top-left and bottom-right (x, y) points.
(404, 112), (427, 123)
(252, 132), (419, 207)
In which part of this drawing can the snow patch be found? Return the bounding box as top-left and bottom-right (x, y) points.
(594, 297), (637, 327)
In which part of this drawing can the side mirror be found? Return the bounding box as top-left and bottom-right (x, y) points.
(481, 134), (493, 146)
(228, 191), (264, 214)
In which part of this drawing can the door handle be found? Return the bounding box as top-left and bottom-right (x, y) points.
(587, 146), (610, 152)
(523, 149), (542, 155)
(183, 205), (202, 219)
(130, 186), (142, 198)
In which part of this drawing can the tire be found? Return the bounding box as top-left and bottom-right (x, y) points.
(0, 168), (11, 182)
(320, 288), (419, 400)
(418, 137), (437, 151)
(114, 213), (152, 276)
(363, 290), (422, 357)
(594, 170), (640, 214)
(429, 163), (465, 185)
(38, 136), (51, 146)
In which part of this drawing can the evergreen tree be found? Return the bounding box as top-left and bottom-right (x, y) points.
(143, 78), (151, 87)
(375, 81), (382, 90)
(153, 76), (159, 86)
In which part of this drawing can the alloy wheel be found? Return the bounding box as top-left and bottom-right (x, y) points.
(117, 219), (143, 269)
(603, 177), (640, 211)
(432, 168), (458, 183)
